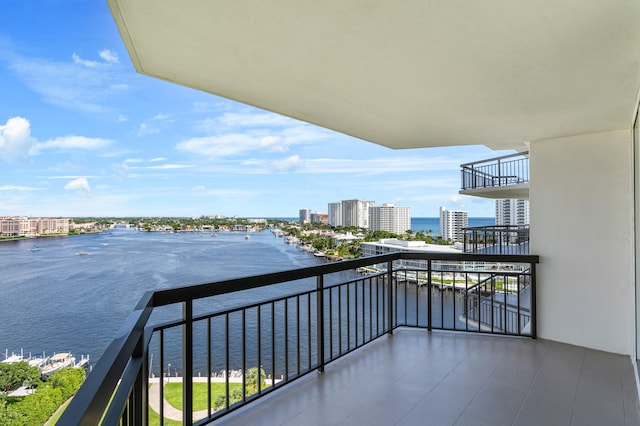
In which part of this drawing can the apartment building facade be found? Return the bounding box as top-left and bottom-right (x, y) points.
(496, 199), (530, 226)
(327, 202), (342, 227)
(0, 217), (69, 238)
(368, 203), (410, 234)
(298, 208), (311, 224)
(439, 207), (468, 242)
(341, 199), (374, 229)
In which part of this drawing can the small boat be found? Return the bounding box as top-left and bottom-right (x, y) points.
(28, 353), (49, 369)
(41, 352), (76, 376)
(244, 235), (250, 240)
(29, 247), (41, 252)
(100, 242), (109, 246)
(313, 251), (326, 257)
(76, 251), (89, 256)
(2, 351), (24, 364)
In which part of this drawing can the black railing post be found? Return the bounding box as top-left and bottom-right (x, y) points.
(427, 260), (432, 332)
(317, 274), (325, 373)
(530, 263), (537, 339)
(183, 299), (193, 424)
(131, 333), (147, 425)
(387, 260), (394, 334)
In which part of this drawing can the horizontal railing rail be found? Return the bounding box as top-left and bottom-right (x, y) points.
(59, 252), (538, 426)
(461, 151), (529, 191)
(463, 225), (530, 255)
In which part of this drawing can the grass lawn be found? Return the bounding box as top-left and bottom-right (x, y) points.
(164, 382), (243, 411)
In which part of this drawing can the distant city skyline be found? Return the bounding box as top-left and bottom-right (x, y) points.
(0, 3), (508, 219)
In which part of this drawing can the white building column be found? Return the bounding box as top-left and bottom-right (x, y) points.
(530, 129), (634, 355)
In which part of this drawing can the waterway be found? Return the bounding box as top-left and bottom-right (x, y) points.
(0, 228), (322, 367)
(0, 218), (489, 375)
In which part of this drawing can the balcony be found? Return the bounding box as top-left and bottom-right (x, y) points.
(460, 152), (530, 200)
(58, 251), (639, 425)
(463, 225), (530, 255)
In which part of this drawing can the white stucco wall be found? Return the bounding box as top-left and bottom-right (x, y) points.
(530, 130), (634, 355)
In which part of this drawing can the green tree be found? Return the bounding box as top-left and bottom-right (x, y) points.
(212, 367), (266, 411)
(0, 362), (42, 393)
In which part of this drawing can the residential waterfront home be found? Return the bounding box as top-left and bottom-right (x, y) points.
(63, 2), (640, 424)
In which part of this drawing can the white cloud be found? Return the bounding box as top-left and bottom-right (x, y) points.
(48, 175), (100, 179)
(31, 136), (111, 154)
(271, 155), (303, 172)
(8, 50), (129, 112)
(64, 177), (91, 194)
(0, 116), (36, 162)
(137, 114), (173, 136)
(124, 158), (144, 164)
(177, 134), (257, 157)
(0, 185), (44, 191)
(99, 49), (119, 64)
(117, 114), (128, 123)
(176, 126), (327, 158)
(149, 157), (166, 162)
(72, 53), (100, 67)
(135, 164), (194, 170)
(152, 113), (171, 121)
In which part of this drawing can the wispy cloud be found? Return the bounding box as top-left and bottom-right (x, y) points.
(270, 155), (304, 172)
(131, 164), (194, 170)
(0, 185), (45, 191)
(30, 136), (112, 155)
(47, 175), (100, 180)
(99, 49), (119, 64)
(137, 113), (174, 136)
(6, 49), (129, 112)
(177, 125), (328, 158)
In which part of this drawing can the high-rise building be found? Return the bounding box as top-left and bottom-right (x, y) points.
(341, 199), (375, 228)
(496, 199), (530, 226)
(368, 203), (411, 234)
(439, 207), (468, 242)
(299, 208), (311, 224)
(327, 202), (342, 227)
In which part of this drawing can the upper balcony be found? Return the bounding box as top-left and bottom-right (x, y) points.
(57, 251), (640, 425)
(460, 152), (529, 200)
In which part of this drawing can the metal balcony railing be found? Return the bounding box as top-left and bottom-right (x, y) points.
(463, 225), (530, 255)
(461, 152), (529, 191)
(59, 252), (538, 425)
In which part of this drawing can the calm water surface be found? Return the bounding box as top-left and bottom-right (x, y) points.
(0, 228), (321, 364)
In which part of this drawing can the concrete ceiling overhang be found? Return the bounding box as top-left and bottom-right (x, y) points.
(108, 1), (640, 151)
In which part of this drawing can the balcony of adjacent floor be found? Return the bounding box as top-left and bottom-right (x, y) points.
(459, 152), (530, 200)
(58, 251), (640, 425)
(463, 225), (530, 256)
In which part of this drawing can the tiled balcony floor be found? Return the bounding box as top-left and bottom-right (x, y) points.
(216, 329), (640, 426)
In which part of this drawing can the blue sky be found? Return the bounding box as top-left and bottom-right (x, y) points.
(0, 2), (505, 218)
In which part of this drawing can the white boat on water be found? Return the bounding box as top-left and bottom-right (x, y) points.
(41, 352), (76, 376)
(28, 353), (49, 369)
(244, 234), (250, 240)
(2, 351), (24, 364)
(76, 251), (89, 256)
